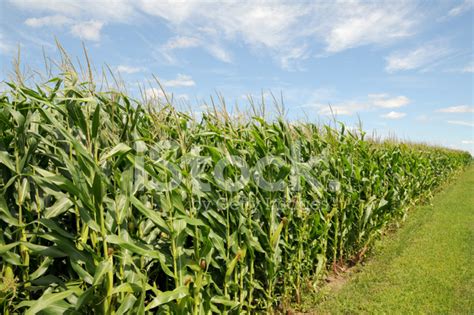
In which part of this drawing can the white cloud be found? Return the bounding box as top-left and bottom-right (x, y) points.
(15, 29), (56, 49)
(381, 111), (407, 119)
(416, 114), (430, 122)
(159, 36), (203, 63)
(70, 21), (104, 41)
(447, 120), (474, 127)
(436, 105), (474, 113)
(317, 102), (368, 116)
(385, 40), (452, 73)
(279, 45), (310, 70)
(446, 62), (474, 73)
(143, 88), (186, 103)
(9, 0), (82, 15)
(23, 14), (105, 42)
(176, 94), (190, 102)
(322, 3), (417, 53)
(313, 93), (411, 116)
(136, 1), (423, 67)
(162, 36), (200, 50)
(462, 62), (474, 73)
(205, 44), (233, 63)
(461, 140), (474, 144)
(163, 74), (195, 87)
(144, 88), (166, 100)
(25, 15), (73, 27)
(448, 0), (473, 17)
(9, 0), (135, 22)
(0, 32), (15, 55)
(116, 65), (144, 74)
(136, 0), (198, 23)
(0, 42), (14, 55)
(368, 94), (410, 108)
(9, 1), (425, 68)
(12, 0), (137, 43)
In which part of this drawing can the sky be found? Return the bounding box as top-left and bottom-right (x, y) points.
(0, 0), (473, 154)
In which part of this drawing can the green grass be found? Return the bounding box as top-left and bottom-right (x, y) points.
(307, 165), (474, 314)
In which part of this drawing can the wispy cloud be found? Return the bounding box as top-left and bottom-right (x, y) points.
(115, 65), (144, 74)
(162, 36), (200, 51)
(159, 36), (201, 63)
(144, 88), (166, 100)
(143, 88), (189, 104)
(205, 44), (232, 63)
(445, 61), (474, 73)
(25, 14), (73, 27)
(15, 0), (138, 42)
(159, 36), (233, 64)
(461, 140), (474, 144)
(381, 111), (407, 119)
(385, 40), (452, 73)
(447, 120), (474, 127)
(163, 74), (195, 88)
(161, 1), (422, 67)
(279, 45), (310, 70)
(310, 93), (411, 116)
(23, 13), (105, 42)
(317, 102), (368, 116)
(448, 0), (473, 17)
(416, 114), (431, 122)
(9, 0), (135, 22)
(368, 94), (410, 108)
(70, 20), (104, 41)
(12, 1), (424, 68)
(322, 3), (418, 53)
(436, 105), (474, 113)
(0, 32), (15, 55)
(461, 62), (474, 73)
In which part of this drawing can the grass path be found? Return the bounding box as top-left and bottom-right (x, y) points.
(306, 165), (474, 314)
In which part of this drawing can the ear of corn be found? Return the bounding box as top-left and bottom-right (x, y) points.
(0, 68), (470, 313)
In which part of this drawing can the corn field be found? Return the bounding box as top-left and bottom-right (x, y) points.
(0, 66), (471, 314)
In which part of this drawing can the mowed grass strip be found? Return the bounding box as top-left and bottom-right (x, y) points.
(310, 165), (474, 314)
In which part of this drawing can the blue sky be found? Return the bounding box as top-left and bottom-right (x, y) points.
(1, 0), (473, 153)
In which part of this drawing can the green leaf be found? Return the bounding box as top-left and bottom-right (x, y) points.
(0, 150), (15, 172)
(71, 261), (94, 285)
(75, 287), (95, 310)
(211, 296), (240, 308)
(106, 235), (155, 258)
(106, 234), (174, 278)
(44, 196), (74, 219)
(270, 219), (285, 249)
(100, 143), (132, 162)
(29, 257), (53, 280)
(116, 294), (138, 315)
(111, 283), (142, 295)
(39, 218), (75, 239)
(17, 177), (29, 205)
(92, 260), (112, 286)
(130, 196), (170, 234)
(0, 195), (18, 226)
(91, 104), (101, 139)
(225, 247), (246, 280)
(145, 286), (189, 310)
(23, 289), (76, 315)
(22, 242), (66, 257)
(92, 173), (104, 205)
(0, 242), (20, 254)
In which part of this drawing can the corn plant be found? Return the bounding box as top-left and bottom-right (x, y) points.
(0, 63), (471, 314)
